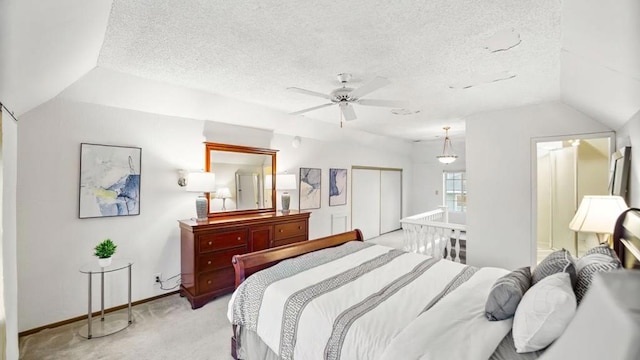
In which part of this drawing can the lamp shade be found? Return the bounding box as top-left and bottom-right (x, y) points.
(215, 187), (231, 199)
(276, 174), (297, 191)
(569, 195), (628, 234)
(186, 172), (216, 193)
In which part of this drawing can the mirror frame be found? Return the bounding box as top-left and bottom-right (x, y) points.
(205, 142), (278, 218)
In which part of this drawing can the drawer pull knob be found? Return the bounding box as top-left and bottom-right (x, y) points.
(207, 261), (212, 265)
(280, 229), (284, 232)
(298, 226), (302, 230)
(208, 241), (212, 246)
(237, 237), (241, 241)
(207, 280), (212, 284)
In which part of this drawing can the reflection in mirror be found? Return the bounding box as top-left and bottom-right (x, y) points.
(236, 172), (260, 209)
(205, 143), (277, 217)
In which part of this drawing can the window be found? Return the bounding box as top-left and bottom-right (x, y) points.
(443, 171), (467, 212)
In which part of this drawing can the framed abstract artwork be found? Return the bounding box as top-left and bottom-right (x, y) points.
(299, 167), (321, 210)
(79, 143), (142, 218)
(329, 168), (347, 206)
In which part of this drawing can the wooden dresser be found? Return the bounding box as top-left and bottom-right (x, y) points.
(178, 210), (310, 309)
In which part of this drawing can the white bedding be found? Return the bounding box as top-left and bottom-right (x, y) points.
(228, 242), (511, 360)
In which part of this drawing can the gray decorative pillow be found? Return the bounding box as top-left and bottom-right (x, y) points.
(485, 267), (531, 321)
(574, 245), (621, 303)
(584, 243), (617, 257)
(532, 249), (576, 287)
(576, 253), (615, 272)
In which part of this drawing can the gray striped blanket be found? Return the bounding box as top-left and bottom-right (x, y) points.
(227, 241), (512, 360)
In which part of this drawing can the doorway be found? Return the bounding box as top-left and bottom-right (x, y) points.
(534, 134), (613, 263)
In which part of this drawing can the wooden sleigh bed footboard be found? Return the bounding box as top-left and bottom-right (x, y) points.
(231, 229), (364, 288)
(230, 229), (364, 360)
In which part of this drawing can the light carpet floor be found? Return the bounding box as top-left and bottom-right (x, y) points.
(18, 230), (404, 360)
(19, 293), (234, 360)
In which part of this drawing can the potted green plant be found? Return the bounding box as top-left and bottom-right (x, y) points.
(94, 238), (117, 267)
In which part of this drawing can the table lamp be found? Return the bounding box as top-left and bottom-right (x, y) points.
(215, 187), (232, 211)
(569, 195), (628, 245)
(186, 172), (216, 222)
(276, 174), (297, 214)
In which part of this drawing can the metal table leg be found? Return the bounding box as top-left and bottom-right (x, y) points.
(87, 273), (92, 339)
(79, 259), (133, 339)
(101, 271), (105, 321)
(128, 264), (132, 324)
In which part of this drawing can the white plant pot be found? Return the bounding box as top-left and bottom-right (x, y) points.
(98, 257), (112, 267)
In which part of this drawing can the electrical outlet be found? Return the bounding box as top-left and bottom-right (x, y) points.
(153, 273), (162, 285)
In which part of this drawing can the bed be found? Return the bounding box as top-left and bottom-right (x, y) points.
(227, 209), (640, 360)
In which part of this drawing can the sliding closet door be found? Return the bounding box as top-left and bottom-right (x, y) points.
(550, 147), (577, 252)
(352, 168), (381, 240)
(380, 170), (402, 234)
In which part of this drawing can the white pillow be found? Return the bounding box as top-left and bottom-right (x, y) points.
(512, 272), (577, 353)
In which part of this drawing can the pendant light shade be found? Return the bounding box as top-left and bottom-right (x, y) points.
(437, 126), (458, 164)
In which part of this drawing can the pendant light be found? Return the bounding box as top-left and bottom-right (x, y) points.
(437, 126), (458, 164)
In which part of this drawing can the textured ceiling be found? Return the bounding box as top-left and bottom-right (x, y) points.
(97, 0), (562, 140)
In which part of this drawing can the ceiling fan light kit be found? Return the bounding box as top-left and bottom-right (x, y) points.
(288, 73), (405, 124)
(437, 126), (458, 164)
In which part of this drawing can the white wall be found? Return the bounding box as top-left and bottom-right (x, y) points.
(16, 98), (413, 331)
(561, 0), (640, 130)
(465, 102), (611, 270)
(410, 139), (466, 224)
(1, 108), (18, 360)
(17, 99), (209, 331)
(271, 134), (412, 240)
(616, 109), (640, 208)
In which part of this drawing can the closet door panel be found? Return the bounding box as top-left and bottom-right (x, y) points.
(551, 147), (577, 252)
(352, 169), (381, 240)
(380, 170), (402, 234)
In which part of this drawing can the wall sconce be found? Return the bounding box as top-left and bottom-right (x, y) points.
(178, 169), (188, 187)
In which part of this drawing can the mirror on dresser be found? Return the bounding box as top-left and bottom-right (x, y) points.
(205, 142), (277, 218)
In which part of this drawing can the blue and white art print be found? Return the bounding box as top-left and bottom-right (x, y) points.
(329, 168), (347, 206)
(79, 143), (141, 219)
(299, 168), (321, 210)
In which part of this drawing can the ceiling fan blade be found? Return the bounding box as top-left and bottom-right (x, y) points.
(340, 103), (357, 121)
(287, 87), (333, 100)
(290, 103), (335, 115)
(357, 99), (407, 108)
(348, 76), (391, 99)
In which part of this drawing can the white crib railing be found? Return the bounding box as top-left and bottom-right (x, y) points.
(400, 207), (467, 263)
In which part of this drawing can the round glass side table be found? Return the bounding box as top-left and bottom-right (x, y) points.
(78, 258), (133, 339)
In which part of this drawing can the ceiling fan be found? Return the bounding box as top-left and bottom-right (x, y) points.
(287, 73), (405, 122)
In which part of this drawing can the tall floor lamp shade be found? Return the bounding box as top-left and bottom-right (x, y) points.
(186, 172), (216, 221)
(569, 195), (628, 244)
(276, 174), (297, 214)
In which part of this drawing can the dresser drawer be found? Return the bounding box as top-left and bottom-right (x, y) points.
(198, 246), (246, 272)
(198, 267), (235, 294)
(198, 230), (247, 253)
(274, 220), (306, 240)
(274, 235), (307, 248)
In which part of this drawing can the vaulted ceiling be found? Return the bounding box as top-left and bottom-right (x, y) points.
(1, 0), (638, 141)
